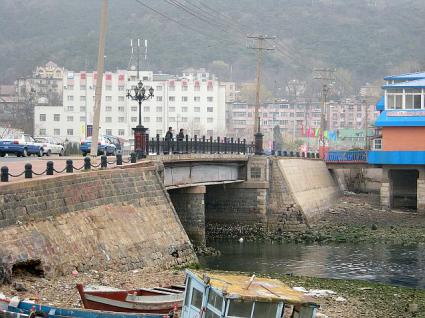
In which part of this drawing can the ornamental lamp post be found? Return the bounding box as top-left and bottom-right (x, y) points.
(126, 80), (154, 159)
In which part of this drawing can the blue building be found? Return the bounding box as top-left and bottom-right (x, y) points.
(368, 72), (425, 211)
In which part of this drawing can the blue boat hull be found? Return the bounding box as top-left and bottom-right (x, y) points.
(7, 301), (169, 318)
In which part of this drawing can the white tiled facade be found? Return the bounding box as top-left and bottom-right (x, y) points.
(34, 70), (227, 142)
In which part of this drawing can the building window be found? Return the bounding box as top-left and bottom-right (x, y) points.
(105, 96), (112, 101)
(67, 129), (73, 136)
(156, 117), (162, 123)
(169, 96), (175, 102)
(181, 117), (188, 122)
(39, 114), (46, 121)
(66, 106), (74, 112)
(169, 86), (175, 92)
(194, 107), (200, 112)
(68, 85), (74, 90)
(131, 117), (137, 122)
(106, 129), (112, 135)
(67, 96), (74, 101)
(156, 86), (163, 91)
(118, 106), (125, 112)
(144, 117), (150, 122)
(80, 116), (86, 122)
(182, 85), (188, 91)
(106, 106), (112, 112)
(39, 129), (46, 136)
(251, 167), (262, 179)
(80, 85), (86, 91)
(194, 96), (200, 102)
(80, 96), (86, 101)
(156, 106), (163, 112)
(194, 117), (200, 123)
(105, 117), (112, 123)
(405, 89), (422, 109)
(118, 96), (125, 102)
(67, 116), (74, 122)
(169, 117), (176, 122)
(386, 89), (403, 109)
(54, 114), (60, 121)
(169, 107), (176, 112)
(118, 129), (125, 136)
(207, 107), (213, 112)
(131, 106), (137, 112)
(207, 97), (213, 102)
(156, 96), (163, 102)
(105, 85), (112, 91)
(207, 117), (213, 123)
(182, 96), (188, 102)
(54, 129), (60, 135)
(144, 106), (150, 112)
(118, 86), (124, 91)
(80, 106), (86, 112)
(118, 117), (125, 123)
(182, 107), (188, 112)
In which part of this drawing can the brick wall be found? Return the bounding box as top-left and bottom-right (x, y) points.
(0, 163), (196, 283)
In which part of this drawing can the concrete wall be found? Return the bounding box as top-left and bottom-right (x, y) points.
(0, 163), (196, 283)
(277, 159), (341, 223)
(334, 168), (382, 193)
(169, 186), (206, 246)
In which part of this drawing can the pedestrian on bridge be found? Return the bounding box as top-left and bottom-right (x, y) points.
(164, 127), (173, 154)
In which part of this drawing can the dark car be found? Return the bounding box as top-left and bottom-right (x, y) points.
(80, 136), (117, 156)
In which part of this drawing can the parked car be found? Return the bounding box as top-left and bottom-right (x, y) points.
(104, 135), (123, 153)
(0, 134), (44, 157)
(34, 136), (64, 156)
(80, 136), (117, 156)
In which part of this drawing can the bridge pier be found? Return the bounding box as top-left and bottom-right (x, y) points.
(168, 186), (206, 246)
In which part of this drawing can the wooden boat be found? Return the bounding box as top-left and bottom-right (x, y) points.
(76, 284), (184, 314)
(180, 270), (320, 318)
(2, 297), (174, 318)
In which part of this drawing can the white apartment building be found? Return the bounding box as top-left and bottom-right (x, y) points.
(34, 69), (227, 142)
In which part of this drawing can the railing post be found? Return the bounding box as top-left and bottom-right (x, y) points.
(230, 137), (234, 154)
(224, 137), (227, 154)
(131, 152), (137, 163)
(210, 136), (213, 154)
(242, 139), (246, 155)
(84, 157), (91, 170)
(66, 160), (73, 173)
(217, 136), (221, 153)
(185, 135), (189, 154)
(237, 138), (241, 154)
(202, 136), (206, 154)
(46, 161), (54, 175)
(25, 163), (32, 179)
(101, 155), (108, 169)
(156, 134), (160, 155)
(176, 137), (181, 154)
(116, 153), (123, 166)
(1, 166), (9, 182)
(194, 135), (198, 153)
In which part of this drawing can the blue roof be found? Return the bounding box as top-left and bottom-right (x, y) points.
(383, 78), (425, 89)
(375, 109), (425, 127)
(384, 72), (425, 81)
(375, 110), (425, 127)
(376, 96), (384, 111)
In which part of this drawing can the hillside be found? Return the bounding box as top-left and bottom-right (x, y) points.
(1, 0), (425, 93)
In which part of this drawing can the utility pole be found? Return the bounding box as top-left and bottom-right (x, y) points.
(247, 34), (275, 155)
(313, 68), (335, 152)
(90, 0), (108, 158)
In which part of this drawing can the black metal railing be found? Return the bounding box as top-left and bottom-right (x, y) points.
(146, 134), (254, 155)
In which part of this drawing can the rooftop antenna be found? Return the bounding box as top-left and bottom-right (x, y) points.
(128, 39), (134, 70)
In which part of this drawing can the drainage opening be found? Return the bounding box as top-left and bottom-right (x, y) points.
(12, 260), (44, 278)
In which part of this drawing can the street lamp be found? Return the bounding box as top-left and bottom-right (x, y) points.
(126, 80), (154, 159)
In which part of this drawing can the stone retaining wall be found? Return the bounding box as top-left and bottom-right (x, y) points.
(0, 163), (196, 283)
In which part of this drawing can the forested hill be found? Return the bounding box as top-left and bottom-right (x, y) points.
(1, 0), (425, 93)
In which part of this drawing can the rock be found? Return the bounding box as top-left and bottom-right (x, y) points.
(408, 303), (418, 313)
(13, 282), (27, 292)
(371, 224), (378, 230)
(335, 296), (347, 302)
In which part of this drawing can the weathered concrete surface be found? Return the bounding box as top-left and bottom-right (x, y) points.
(169, 186), (206, 246)
(0, 162), (196, 283)
(333, 168), (382, 193)
(277, 159), (341, 223)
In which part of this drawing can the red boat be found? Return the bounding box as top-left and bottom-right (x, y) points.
(76, 284), (185, 314)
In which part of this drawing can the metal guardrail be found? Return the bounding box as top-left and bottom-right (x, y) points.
(324, 150), (368, 163)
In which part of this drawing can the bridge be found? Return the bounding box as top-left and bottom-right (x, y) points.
(0, 151), (342, 281)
